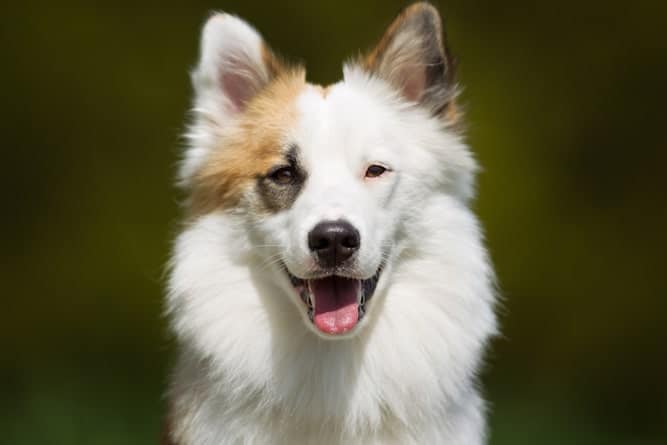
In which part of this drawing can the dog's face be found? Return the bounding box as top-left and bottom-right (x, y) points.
(252, 83), (408, 337)
(180, 4), (476, 338)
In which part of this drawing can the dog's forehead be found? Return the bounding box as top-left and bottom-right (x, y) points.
(292, 82), (387, 162)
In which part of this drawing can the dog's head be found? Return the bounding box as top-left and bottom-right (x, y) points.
(179, 3), (477, 339)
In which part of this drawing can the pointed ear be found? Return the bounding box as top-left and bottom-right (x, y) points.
(363, 3), (457, 118)
(180, 14), (284, 185)
(192, 13), (283, 114)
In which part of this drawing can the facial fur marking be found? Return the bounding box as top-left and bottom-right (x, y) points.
(188, 70), (306, 216)
(255, 144), (306, 213)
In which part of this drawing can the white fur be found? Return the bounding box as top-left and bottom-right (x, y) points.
(167, 14), (497, 445)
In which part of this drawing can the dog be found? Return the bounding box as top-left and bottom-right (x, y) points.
(164, 3), (497, 444)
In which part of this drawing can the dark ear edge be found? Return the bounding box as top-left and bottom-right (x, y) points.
(362, 2), (460, 124)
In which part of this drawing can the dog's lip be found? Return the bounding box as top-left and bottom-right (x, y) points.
(283, 264), (384, 327)
(287, 268), (370, 281)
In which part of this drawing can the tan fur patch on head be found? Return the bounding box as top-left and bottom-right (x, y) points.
(189, 69), (307, 216)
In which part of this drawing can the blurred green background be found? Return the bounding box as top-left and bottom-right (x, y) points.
(2, 0), (666, 443)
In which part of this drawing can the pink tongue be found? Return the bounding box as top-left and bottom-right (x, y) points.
(310, 276), (359, 335)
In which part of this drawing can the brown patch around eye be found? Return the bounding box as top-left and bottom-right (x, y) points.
(255, 146), (306, 213)
(188, 70), (307, 217)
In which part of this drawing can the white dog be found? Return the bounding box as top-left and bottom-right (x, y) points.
(164, 3), (497, 444)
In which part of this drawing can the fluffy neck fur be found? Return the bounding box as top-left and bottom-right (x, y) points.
(167, 193), (496, 444)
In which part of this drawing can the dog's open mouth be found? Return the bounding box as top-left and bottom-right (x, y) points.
(286, 268), (382, 335)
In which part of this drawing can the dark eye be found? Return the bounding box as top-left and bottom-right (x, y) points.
(269, 166), (295, 185)
(365, 164), (388, 178)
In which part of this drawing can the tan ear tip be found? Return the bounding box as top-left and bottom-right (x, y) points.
(404, 2), (441, 17)
(396, 2), (443, 36)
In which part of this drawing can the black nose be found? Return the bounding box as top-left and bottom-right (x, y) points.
(308, 220), (360, 268)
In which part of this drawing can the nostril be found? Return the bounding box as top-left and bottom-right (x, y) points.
(341, 233), (360, 249)
(309, 234), (330, 252)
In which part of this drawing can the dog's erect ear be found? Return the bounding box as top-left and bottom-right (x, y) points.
(192, 13), (282, 114)
(363, 3), (457, 118)
(181, 14), (284, 184)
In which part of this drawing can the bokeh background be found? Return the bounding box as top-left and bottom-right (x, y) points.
(3, 0), (666, 443)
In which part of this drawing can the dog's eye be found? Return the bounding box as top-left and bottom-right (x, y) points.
(365, 164), (388, 178)
(269, 166), (295, 185)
